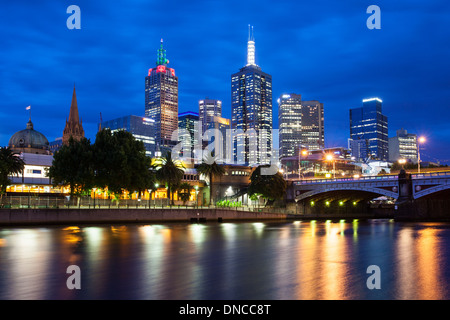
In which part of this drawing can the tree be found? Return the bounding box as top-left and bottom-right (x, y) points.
(178, 182), (193, 205)
(47, 137), (94, 199)
(195, 152), (225, 206)
(93, 128), (153, 199)
(248, 165), (287, 206)
(0, 147), (25, 198)
(153, 151), (185, 205)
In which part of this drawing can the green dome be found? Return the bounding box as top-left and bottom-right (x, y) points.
(8, 119), (49, 151)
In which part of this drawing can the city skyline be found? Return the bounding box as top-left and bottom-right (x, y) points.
(1, 1), (449, 164)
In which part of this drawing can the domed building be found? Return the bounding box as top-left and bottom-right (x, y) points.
(6, 116), (54, 196)
(8, 118), (50, 155)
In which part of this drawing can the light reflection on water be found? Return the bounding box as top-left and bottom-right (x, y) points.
(1, 220), (450, 299)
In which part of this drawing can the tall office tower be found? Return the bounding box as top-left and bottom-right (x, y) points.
(231, 25), (272, 166)
(145, 39), (178, 152)
(101, 115), (156, 157)
(301, 100), (324, 151)
(63, 85), (85, 146)
(278, 94), (324, 159)
(349, 97), (388, 161)
(178, 111), (199, 158)
(198, 98), (230, 161)
(278, 94), (302, 159)
(199, 98), (222, 135)
(389, 128), (418, 163)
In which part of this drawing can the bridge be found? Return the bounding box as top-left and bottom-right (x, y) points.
(290, 171), (450, 219)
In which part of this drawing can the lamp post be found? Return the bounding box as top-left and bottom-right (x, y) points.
(417, 136), (426, 174)
(154, 183), (159, 208)
(299, 149), (308, 180)
(194, 185), (199, 209)
(398, 158), (406, 170)
(326, 154), (335, 179)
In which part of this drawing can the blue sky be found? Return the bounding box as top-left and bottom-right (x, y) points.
(1, 0), (449, 163)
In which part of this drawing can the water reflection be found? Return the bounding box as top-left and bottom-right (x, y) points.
(1, 221), (450, 299)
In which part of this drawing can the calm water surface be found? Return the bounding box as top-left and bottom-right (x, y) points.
(1, 220), (450, 300)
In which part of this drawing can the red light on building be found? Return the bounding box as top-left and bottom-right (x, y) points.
(170, 68), (175, 76)
(148, 68), (153, 76)
(156, 65), (166, 73)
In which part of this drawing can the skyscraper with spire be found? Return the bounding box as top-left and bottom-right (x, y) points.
(145, 39), (178, 152)
(231, 25), (272, 166)
(62, 85), (85, 145)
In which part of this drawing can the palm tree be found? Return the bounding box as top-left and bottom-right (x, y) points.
(0, 147), (25, 199)
(196, 152), (225, 206)
(177, 182), (193, 206)
(153, 151), (185, 205)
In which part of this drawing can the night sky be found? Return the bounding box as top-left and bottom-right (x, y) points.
(1, 0), (449, 163)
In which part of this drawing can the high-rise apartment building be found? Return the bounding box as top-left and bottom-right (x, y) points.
(389, 128), (418, 163)
(145, 39), (178, 151)
(231, 26), (272, 166)
(278, 93), (324, 159)
(349, 97), (388, 161)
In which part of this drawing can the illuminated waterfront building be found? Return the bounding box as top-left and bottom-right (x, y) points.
(349, 97), (388, 162)
(278, 93), (324, 159)
(145, 39), (178, 150)
(231, 25), (272, 166)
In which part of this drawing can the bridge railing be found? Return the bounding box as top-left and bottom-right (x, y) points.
(294, 175), (398, 185)
(411, 171), (450, 179)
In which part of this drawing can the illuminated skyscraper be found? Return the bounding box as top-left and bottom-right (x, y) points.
(178, 111), (199, 158)
(199, 98), (222, 136)
(231, 25), (272, 165)
(199, 98), (230, 162)
(145, 39), (178, 151)
(278, 94), (324, 159)
(349, 97), (388, 161)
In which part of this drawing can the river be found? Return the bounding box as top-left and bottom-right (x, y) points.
(1, 219), (450, 300)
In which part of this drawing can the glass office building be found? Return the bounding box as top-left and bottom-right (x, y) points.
(278, 93), (324, 159)
(101, 115), (156, 157)
(231, 26), (272, 166)
(349, 98), (388, 161)
(145, 39), (178, 150)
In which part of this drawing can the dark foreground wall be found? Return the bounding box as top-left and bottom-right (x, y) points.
(0, 208), (288, 226)
(395, 198), (450, 221)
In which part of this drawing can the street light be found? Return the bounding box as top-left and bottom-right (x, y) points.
(417, 136), (426, 174)
(398, 158), (407, 170)
(194, 185), (199, 208)
(299, 149), (308, 180)
(154, 183), (159, 207)
(325, 154), (335, 179)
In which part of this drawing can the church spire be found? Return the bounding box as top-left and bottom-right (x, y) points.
(62, 84), (85, 145)
(68, 84), (80, 123)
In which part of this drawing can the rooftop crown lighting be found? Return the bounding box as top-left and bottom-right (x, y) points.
(362, 97), (383, 103)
